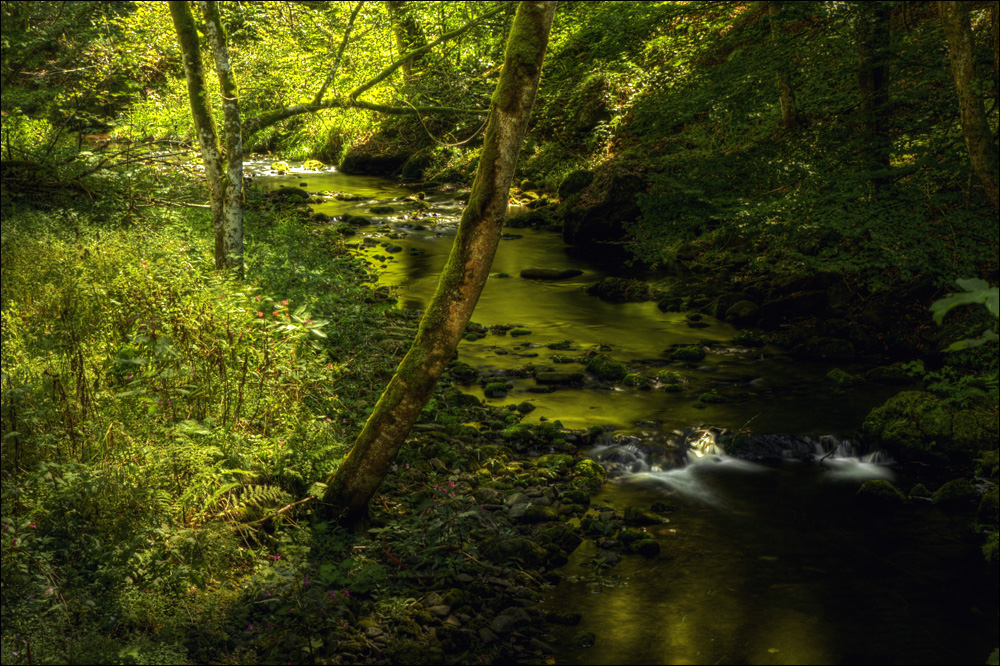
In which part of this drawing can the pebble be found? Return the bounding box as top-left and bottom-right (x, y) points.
(427, 605), (451, 617)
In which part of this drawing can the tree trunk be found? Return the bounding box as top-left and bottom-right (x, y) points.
(939, 1), (1000, 210)
(198, 0), (244, 277)
(386, 1), (428, 77)
(768, 1), (797, 131)
(857, 0), (891, 189)
(169, 0), (243, 274)
(323, 0), (557, 528)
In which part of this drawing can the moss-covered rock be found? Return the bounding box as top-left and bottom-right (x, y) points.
(586, 354), (628, 381)
(631, 538), (661, 557)
(484, 381), (510, 398)
(623, 373), (648, 387)
(863, 391), (954, 461)
(573, 459), (607, 490)
(538, 524), (583, 553)
(656, 370), (681, 384)
(480, 536), (548, 567)
(855, 480), (907, 507)
(535, 371), (586, 384)
(571, 630), (597, 649)
(623, 506), (664, 525)
(503, 423), (535, 447)
(978, 450), (1000, 478)
(388, 640), (445, 665)
(732, 329), (767, 347)
(560, 488), (591, 505)
(952, 409), (1000, 452)
(931, 478), (979, 509)
(826, 368), (857, 386)
(558, 169), (595, 199)
(670, 345), (706, 362)
(536, 453), (575, 474)
(977, 486), (999, 527)
(585, 277), (651, 303)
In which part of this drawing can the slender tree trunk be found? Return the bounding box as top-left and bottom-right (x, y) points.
(939, 1), (999, 210)
(323, 0), (558, 528)
(857, 0), (891, 189)
(386, 1), (428, 77)
(170, 0), (244, 274)
(199, 0), (244, 277)
(768, 1), (797, 131)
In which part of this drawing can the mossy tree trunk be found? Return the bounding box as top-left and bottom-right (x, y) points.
(169, 0), (244, 275)
(323, 0), (558, 528)
(939, 1), (1000, 211)
(857, 1), (891, 190)
(386, 1), (428, 78)
(768, 1), (797, 131)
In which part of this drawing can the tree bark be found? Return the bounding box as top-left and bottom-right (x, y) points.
(939, 1), (999, 210)
(768, 1), (797, 131)
(386, 1), (427, 77)
(323, 0), (558, 528)
(857, 0), (891, 189)
(198, 0), (244, 277)
(169, 0), (244, 273)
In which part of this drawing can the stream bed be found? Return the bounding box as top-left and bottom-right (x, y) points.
(256, 163), (999, 665)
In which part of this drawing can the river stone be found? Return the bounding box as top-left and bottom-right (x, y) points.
(586, 355), (628, 381)
(479, 627), (499, 644)
(632, 539), (661, 557)
(506, 492), (530, 506)
(536, 371), (586, 384)
(489, 614), (518, 635)
(520, 268), (584, 280)
(725, 299), (760, 324)
(427, 605), (451, 617)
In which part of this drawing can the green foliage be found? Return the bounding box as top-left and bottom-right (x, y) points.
(0, 199), (398, 663)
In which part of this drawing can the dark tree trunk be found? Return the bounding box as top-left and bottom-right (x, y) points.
(768, 1), (798, 130)
(858, 0), (891, 189)
(323, 0), (558, 528)
(939, 1), (999, 210)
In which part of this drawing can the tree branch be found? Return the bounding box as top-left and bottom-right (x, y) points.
(242, 97), (485, 138)
(313, 1), (364, 106)
(348, 4), (507, 101)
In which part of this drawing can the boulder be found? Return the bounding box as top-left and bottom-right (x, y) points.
(558, 170), (595, 199)
(725, 299), (760, 324)
(562, 164), (647, 246)
(585, 277), (651, 303)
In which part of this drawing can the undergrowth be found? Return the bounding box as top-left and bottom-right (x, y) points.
(0, 201), (397, 664)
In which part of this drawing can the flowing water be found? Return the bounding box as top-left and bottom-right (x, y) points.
(256, 163), (999, 665)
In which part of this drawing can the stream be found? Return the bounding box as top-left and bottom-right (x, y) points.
(256, 163), (999, 665)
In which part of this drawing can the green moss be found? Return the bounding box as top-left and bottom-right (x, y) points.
(663, 383), (684, 393)
(503, 423), (535, 446)
(573, 459), (607, 491)
(977, 486), (999, 527)
(932, 478), (979, 508)
(670, 345), (706, 362)
(863, 391), (955, 461)
(977, 450), (1000, 478)
(698, 390), (726, 404)
(586, 354), (628, 381)
(480, 536), (548, 566)
(732, 330), (766, 347)
(560, 489), (591, 505)
(826, 368), (856, 386)
(483, 381), (509, 398)
(952, 409), (1000, 452)
(631, 538), (661, 557)
(657, 370), (681, 384)
(510, 328), (532, 337)
(623, 373), (648, 387)
(855, 480), (907, 507)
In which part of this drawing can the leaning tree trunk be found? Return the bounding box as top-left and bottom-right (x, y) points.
(323, 0), (557, 528)
(939, 1), (999, 210)
(169, 0), (244, 273)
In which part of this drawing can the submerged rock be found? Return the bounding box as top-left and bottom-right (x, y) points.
(586, 354), (628, 381)
(585, 277), (651, 303)
(855, 480), (907, 507)
(520, 268), (584, 280)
